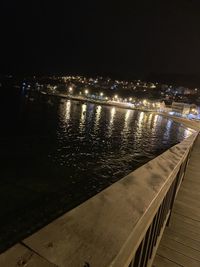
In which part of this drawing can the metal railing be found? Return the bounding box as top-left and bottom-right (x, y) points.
(129, 145), (193, 267)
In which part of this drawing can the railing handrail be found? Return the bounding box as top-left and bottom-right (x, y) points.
(11, 132), (200, 267)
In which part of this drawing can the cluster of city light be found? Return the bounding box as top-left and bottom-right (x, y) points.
(66, 87), (163, 110)
(62, 75), (159, 92)
(68, 86), (73, 93)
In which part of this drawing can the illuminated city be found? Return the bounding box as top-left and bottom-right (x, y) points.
(2, 74), (199, 119)
(1, 1), (200, 267)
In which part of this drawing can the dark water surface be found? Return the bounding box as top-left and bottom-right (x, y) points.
(0, 94), (192, 252)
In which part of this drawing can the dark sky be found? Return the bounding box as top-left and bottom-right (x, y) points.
(1, 0), (200, 80)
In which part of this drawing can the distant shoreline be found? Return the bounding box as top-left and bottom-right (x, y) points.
(41, 91), (158, 113)
(42, 91), (200, 131)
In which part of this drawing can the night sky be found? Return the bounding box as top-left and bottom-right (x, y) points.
(1, 0), (200, 81)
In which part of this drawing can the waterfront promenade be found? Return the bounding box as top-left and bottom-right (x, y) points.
(153, 132), (200, 267)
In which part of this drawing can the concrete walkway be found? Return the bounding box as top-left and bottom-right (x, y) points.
(153, 134), (200, 267)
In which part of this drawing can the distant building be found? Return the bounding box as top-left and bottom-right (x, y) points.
(171, 102), (190, 115)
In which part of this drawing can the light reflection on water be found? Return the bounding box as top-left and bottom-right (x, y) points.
(110, 106), (116, 125)
(164, 119), (173, 141)
(108, 107), (116, 136)
(123, 109), (132, 131)
(94, 105), (102, 132)
(65, 100), (71, 122)
(55, 100), (193, 178)
(80, 103), (87, 132)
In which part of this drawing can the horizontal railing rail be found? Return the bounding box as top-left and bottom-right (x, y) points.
(1, 132), (199, 267)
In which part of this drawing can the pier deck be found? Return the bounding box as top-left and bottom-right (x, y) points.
(153, 134), (200, 267)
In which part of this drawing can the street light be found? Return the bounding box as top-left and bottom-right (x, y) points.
(143, 99), (147, 105)
(68, 86), (73, 93)
(129, 97), (132, 101)
(85, 89), (89, 95)
(100, 92), (104, 97)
